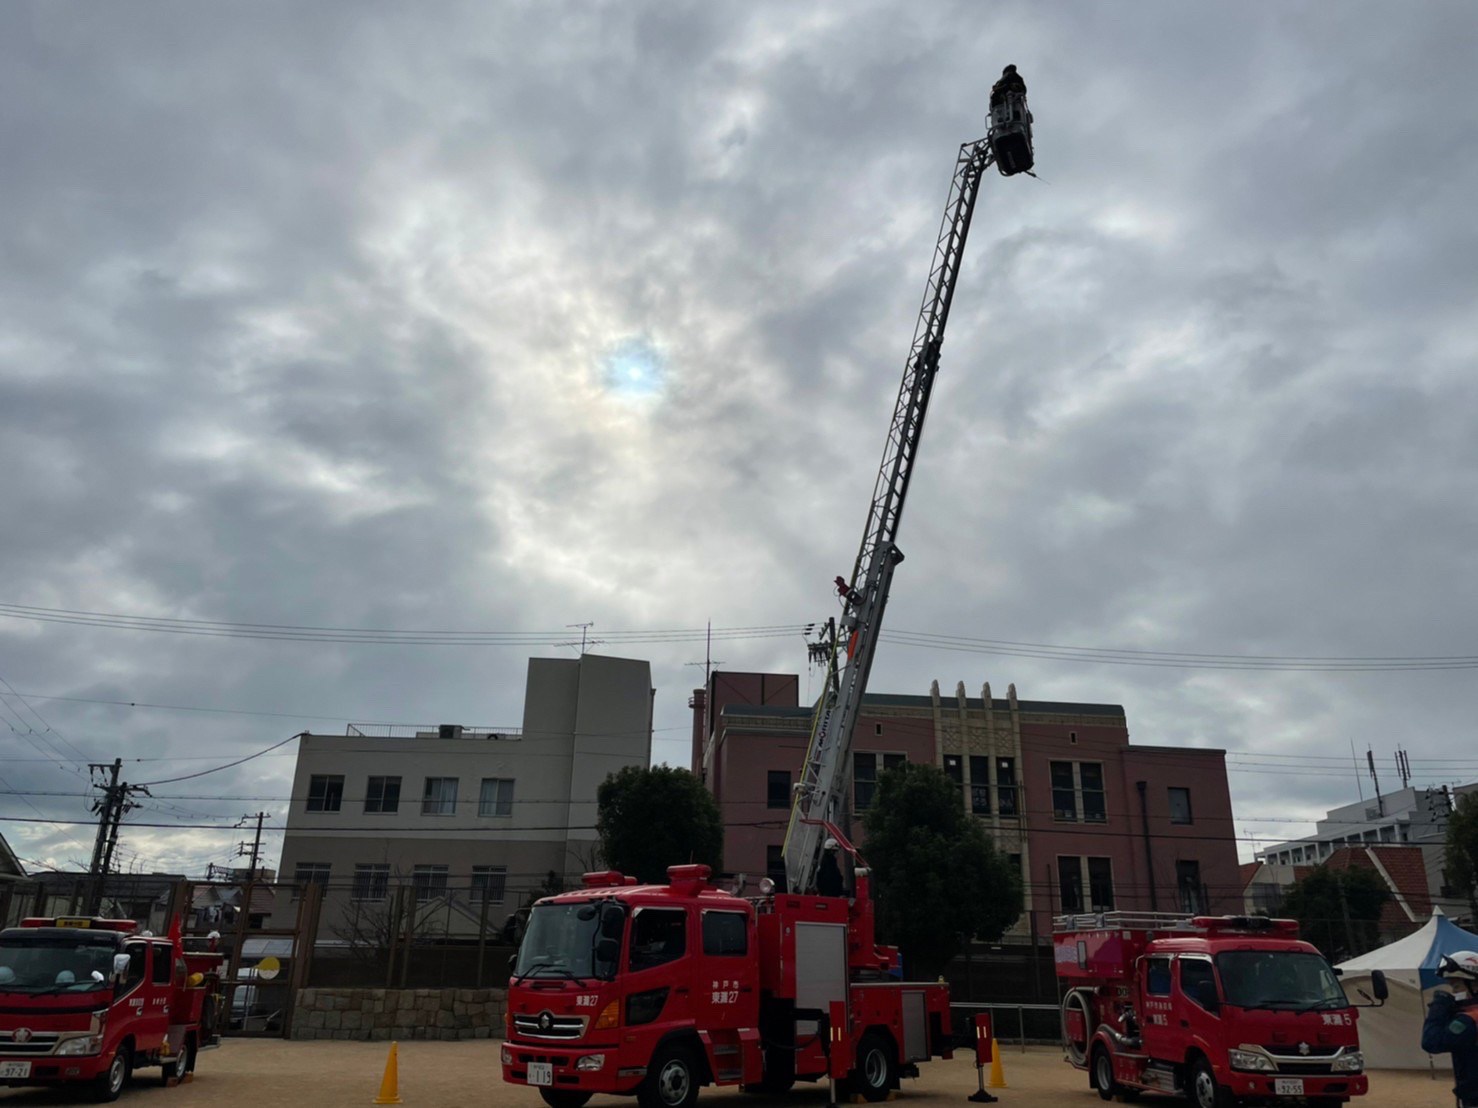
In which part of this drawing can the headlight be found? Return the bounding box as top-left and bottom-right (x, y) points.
(1228, 1049), (1274, 1072)
(1332, 1051), (1364, 1073)
(501, 1044), (513, 1066)
(576, 1054), (605, 1072)
(56, 1035), (104, 1056)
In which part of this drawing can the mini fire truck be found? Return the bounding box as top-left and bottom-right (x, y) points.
(501, 830), (952, 1108)
(1055, 911), (1386, 1108)
(0, 915), (225, 1102)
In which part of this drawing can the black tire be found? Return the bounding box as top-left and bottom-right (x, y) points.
(161, 1038), (191, 1086)
(1091, 1045), (1118, 1101)
(92, 1045), (130, 1103)
(638, 1044), (701, 1108)
(1189, 1057), (1233, 1108)
(848, 1032), (897, 1104)
(538, 1092), (593, 1108)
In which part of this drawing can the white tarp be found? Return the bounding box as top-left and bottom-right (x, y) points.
(1335, 908), (1478, 1069)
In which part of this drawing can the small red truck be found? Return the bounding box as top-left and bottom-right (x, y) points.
(1055, 911), (1385, 1108)
(501, 845), (952, 1108)
(0, 915), (225, 1102)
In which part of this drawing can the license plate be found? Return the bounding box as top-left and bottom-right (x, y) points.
(527, 1062), (553, 1087)
(0, 1061), (32, 1079)
(1274, 1078), (1305, 1096)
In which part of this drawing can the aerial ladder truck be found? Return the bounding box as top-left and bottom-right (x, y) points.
(784, 78), (1033, 896)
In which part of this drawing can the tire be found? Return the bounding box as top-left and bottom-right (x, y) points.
(1091, 1045), (1118, 1101)
(92, 1045), (130, 1103)
(638, 1044), (701, 1108)
(161, 1038), (191, 1086)
(539, 1092), (593, 1108)
(1189, 1057), (1233, 1108)
(848, 1032), (897, 1104)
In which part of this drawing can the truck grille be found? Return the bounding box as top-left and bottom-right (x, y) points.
(0, 1031), (61, 1055)
(512, 1013), (586, 1040)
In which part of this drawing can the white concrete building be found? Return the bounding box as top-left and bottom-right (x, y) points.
(274, 654), (653, 934)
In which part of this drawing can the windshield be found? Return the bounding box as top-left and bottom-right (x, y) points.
(1217, 951), (1348, 1010)
(513, 902), (622, 981)
(0, 935), (119, 994)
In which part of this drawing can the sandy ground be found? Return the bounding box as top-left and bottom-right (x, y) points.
(0, 1041), (1461, 1108)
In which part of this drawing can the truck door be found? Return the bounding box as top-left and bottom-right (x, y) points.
(1138, 955), (1176, 1063)
(1176, 956), (1223, 1057)
(695, 908), (758, 1032)
(137, 942), (175, 1049)
(626, 906), (691, 1031)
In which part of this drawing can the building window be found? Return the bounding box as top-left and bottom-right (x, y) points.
(1168, 787), (1193, 825)
(1057, 855), (1084, 913)
(1080, 763), (1106, 823)
(1176, 860), (1204, 913)
(365, 776), (401, 814)
(293, 862), (330, 900)
(471, 865), (507, 904)
(767, 770), (791, 810)
(944, 754), (963, 785)
(306, 775), (344, 813)
(1087, 857), (1115, 911)
(996, 758), (1018, 817)
(412, 864), (449, 900)
(422, 777), (459, 816)
(968, 755), (991, 815)
(1051, 762), (1078, 820)
(766, 845), (786, 889)
(853, 753), (905, 812)
(479, 777), (514, 817)
(352, 864), (390, 901)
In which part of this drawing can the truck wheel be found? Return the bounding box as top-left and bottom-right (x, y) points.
(538, 1092), (593, 1108)
(1189, 1057), (1232, 1108)
(1091, 1045), (1119, 1100)
(161, 1039), (191, 1086)
(638, 1044), (701, 1108)
(92, 1045), (130, 1103)
(849, 1032), (897, 1103)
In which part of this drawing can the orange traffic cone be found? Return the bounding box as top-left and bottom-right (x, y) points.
(987, 1041), (1007, 1089)
(373, 1042), (403, 1104)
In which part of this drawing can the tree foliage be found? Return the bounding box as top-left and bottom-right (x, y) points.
(596, 765), (723, 884)
(1445, 791), (1478, 917)
(860, 763), (1022, 980)
(1281, 864), (1390, 962)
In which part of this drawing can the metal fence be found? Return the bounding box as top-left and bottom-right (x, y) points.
(949, 1002), (1063, 1050)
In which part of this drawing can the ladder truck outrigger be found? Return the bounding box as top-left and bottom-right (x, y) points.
(501, 78), (1033, 1108)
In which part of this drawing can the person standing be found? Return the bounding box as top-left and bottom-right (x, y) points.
(1423, 951), (1478, 1108)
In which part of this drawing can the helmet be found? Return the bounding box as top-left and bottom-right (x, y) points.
(1439, 950), (1478, 983)
(1003, 65), (1017, 75)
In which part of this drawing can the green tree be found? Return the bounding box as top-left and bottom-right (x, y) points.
(597, 765), (723, 884)
(1444, 791), (1478, 918)
(860, 763), (1022, 980)
(1281, 865), (1390, 962)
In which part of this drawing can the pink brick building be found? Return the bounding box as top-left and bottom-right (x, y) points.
(692, 671), (1241, 940)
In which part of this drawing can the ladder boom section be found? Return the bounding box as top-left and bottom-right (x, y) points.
(785, 137), (994, 895)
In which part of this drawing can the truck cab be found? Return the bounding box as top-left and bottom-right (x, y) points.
(1057, 913), (1379, 1108)
(0, 916), (224, 1102)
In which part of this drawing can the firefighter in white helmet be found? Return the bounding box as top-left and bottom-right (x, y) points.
(1423, 950), (1478, 1107)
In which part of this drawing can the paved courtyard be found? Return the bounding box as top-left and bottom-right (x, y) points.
(0, 1041), (1462, 1107)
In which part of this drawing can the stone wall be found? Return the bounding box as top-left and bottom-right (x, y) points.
(291, 987), (507, 1041)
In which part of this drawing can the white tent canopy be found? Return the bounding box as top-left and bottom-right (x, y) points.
(1335, 908), (1478, 1069)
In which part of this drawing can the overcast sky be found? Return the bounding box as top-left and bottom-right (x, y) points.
(3, 1), (1477, 879)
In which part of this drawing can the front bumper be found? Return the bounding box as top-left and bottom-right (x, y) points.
(0, 1052), (108, 1086)
(1224, 1071), (1369, 1100)
(501, 1039), (643, 1095)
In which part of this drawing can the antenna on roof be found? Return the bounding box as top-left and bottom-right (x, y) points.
(1366, 748), (1384, 816)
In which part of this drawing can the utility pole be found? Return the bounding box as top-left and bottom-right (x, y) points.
(86, 760), (148, 915)
(236, 812), (269, 877)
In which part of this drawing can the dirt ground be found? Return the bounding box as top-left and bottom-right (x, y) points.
(0, 1041), (1461, 1108)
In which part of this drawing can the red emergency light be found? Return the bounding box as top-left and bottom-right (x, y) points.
(20, 916), (139, 933)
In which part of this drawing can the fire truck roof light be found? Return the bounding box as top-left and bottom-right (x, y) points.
(19, 917), (139, 933)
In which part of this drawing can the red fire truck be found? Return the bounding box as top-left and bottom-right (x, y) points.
(1055, 911), (1387, 1108)
(0, 915), (225, 1102)
(501, 830), (953, 1108)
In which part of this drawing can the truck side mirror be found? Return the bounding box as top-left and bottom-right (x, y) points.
(1371, 969), (1388, 1001)
(112, 954), (131, 981)
(595, 938), (619, 965)
(600, 904), (625, 939)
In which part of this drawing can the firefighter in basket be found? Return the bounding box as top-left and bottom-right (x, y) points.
(1422, 950), (1478, 1108)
